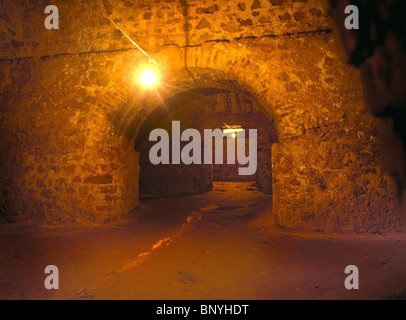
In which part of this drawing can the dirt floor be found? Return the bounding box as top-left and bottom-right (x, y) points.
(1, 182), (406, 300)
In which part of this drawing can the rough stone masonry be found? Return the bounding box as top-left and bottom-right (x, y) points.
(0, 0), (401, 233)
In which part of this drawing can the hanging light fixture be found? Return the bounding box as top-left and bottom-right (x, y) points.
(140, 68), (158, 87)
(91, 0), (164, 89)
(222, 124), (243, 138)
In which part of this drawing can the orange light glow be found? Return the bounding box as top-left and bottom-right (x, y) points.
(140, 70), (158, 87)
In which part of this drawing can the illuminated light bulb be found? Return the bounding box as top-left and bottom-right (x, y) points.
(222, 127), (243, 135)
(140, 70), (157, 87)
(232, 133), (236, 138)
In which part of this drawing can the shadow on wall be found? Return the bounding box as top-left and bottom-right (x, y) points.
(328, 0), (406, 226)
(134, 89), (278, 197)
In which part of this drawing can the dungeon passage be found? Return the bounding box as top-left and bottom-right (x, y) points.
(0, 0), (403, 234)
(135, 89), (278, 197)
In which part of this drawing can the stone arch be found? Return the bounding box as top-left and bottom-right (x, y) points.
(105, 61), (281, 205)
(0, 19), (399, 232)
(132, 86), (279, 196)
(99, 37), (399, 232)
(111, 65), (281, 149)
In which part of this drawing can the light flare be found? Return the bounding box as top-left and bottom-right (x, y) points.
(140, 70), (158, 87)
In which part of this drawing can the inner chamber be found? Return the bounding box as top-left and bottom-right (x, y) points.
(134, 88), (278, 197)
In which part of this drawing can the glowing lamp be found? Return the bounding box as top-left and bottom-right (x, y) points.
(140, 70), (158, 87)
(222, 125), (243, 138)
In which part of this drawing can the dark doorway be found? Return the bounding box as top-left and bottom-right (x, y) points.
(134, 88), (278, 197)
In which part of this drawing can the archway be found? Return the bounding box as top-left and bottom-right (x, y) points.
(0, 26), (398, 233)
(134, 87), (278, 197)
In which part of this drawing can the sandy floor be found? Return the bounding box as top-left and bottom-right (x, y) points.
(1, 182), (406, 300)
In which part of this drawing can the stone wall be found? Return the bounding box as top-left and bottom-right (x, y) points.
(327, 0), (406, 229)
(0, 0), (401, 232)
(273, 127), (398, 233)
(0, 53), (140, 223)
(1, 0), (330, 59)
